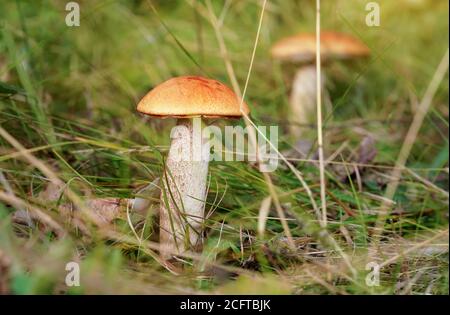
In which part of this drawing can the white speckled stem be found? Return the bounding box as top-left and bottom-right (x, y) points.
(289, 65), (325, 138)
(159, 118), (209, 260)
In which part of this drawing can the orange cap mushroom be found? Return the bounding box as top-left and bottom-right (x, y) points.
(271, 31), (370, 63)
(137, 76), (249, 118)
(137, 76), (249, 261)
(271, 32), (370, 137)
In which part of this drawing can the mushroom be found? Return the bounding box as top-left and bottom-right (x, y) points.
(137, 76), (250, 260)
(271, 31), (370, 137)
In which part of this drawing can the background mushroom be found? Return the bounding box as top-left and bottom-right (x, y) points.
(137, 76), (250, 260)
(271, 31), (370, 138)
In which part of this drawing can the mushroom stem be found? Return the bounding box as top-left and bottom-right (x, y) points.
(160, 117), (209, 260)
(289, 65), (326, 138)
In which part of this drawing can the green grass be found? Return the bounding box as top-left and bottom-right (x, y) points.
(0, 0), (448, 294)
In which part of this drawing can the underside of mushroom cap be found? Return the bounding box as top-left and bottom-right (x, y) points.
(271, 31), (370, 63)
(137, 76), (250, 118)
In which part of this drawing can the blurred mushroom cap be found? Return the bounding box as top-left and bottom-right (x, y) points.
(271, 31), (370, 63)
(137, 76), (250, 118)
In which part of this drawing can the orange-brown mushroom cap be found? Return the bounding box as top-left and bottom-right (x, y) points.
(137, 76), (250, 119)
(271, 31), (370, 63)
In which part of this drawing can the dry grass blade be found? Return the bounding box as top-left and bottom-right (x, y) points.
(0, 190), (65, 236)
(209, 0), (355, 270)
(304, 269), (348, 295)
(371, 49), (449, 249)
(203, 0), (296, 250)
(0, 126), (106, 227)
(257, 196), (272, 238)
(315, 0), (327, 227)
(379, 229), (449, 269)
(404, 168), (449, 199)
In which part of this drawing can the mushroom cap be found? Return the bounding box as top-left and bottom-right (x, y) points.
(137, 76), (250, 118)
(271, 31), (370, 63)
